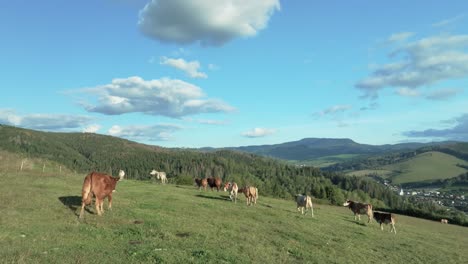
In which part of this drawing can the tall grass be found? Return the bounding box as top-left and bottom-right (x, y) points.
(1, 170), (467, 263)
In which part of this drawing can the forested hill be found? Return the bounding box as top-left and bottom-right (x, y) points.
(1, 124), (467, 225)
(215, 137), (455, 161)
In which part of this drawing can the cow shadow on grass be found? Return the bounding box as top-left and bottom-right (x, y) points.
(195, 194), (230, 201)
(342, 217), (368, 226)
(58, 196), (92, 216)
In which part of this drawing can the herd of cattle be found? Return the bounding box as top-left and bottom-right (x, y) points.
(79, 169), (457, 234)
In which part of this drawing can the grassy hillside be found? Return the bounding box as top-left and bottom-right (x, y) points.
(1, 169), (468, 263)
(346, 151), (468, 185)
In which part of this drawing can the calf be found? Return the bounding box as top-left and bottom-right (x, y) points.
(296, 194), (314, 217)
(373, 211), (396, 234)
(207, 177), (222, 191)
(240, 186), (258, 206)
(343, 200), (373, 223)
(79, 170), (125, 218)
(224, 182), (239, 203)
(441, 218), (449, 224)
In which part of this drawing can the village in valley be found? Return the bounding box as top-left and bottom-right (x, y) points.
(384, 180), (468, 213)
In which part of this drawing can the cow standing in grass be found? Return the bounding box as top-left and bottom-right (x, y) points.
(150, 170), (167, 184)
(224, 182), (239, 203)
(343, 200), (373, 223)
(195, 178), (208, 191)
(373, 211), (397, 234)
(240, 186), (258, 206)
(296, 194), (314, 217)
(207, 177), (222, 191)
(79, 170), (125, 218)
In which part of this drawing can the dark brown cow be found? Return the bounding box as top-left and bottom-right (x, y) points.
(343, 200), (373, 223)
(373, 211), (396, 234)
(194, 178), (208, 190)
(239, 186), (258, 206)
(79, 170), (125, 218)
(296, 194), (314, 217)
(207, 177), (222, 191)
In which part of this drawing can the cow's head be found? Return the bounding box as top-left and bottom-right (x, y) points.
(343, 200), (352, 207)
(224, 182), (231, 192)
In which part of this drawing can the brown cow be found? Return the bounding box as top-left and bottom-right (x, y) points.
(373, 211), (396, 234)
(239, 186), (258, 206)
(343, 200), (373, 223)
(194, 178), (208, 191)
(79, 170), (125, 218)
(207, 177), (222, 191)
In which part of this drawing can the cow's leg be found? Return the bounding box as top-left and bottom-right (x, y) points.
(380, 223), (383, 231)
(108, 193), (113, 210)
(100, 199), (105, 214)
(79, 202), (86, 219)
(392, 224), (396, 234)
(95, 198), (102, 216)
(358, 214), (361, 221)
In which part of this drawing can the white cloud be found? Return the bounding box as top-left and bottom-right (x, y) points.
(425, 88), (462, 101)
(208, 64), (220, 71)
(108, 124), (182, 141)
(83, 124), (101, 133)
(138, 0), (280, 46)
(360, 102), (379, 111)
(241, 127), (276, 138)
(0, 109), (93, 131)
(387, 32), (414, 43)
(403, 114), (468, 141)
(356, 34), (468, 98)
(78, 76), (235, 118)
(317, 105), (352, 116)
(160, 57), (207, 78)
(395, 87), (420, 97)
(432, 14), (465, 27)
(197, 119), (228, 125)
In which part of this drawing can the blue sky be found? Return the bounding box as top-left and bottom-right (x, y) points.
(1, 0), (467, 148)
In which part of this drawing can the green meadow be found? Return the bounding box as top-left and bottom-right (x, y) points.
(382, 151), (468, 184)
(346, 151), (468, 185)
(1, 167), (467, 263)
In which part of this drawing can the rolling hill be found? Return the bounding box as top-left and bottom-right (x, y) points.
(1, 170), (467, 263)
(218, 138), (455, 166)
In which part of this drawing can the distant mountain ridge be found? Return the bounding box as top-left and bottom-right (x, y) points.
(218, 138), (458, 161)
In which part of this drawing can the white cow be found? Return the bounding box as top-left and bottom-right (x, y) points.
(150, 170), (167, 184)
(296, 194), (314, 217)
(224, 182), (239, 203)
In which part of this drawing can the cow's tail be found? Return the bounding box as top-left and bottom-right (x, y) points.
(367, 204), (374, 222)
(82, 172), (94, 205)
